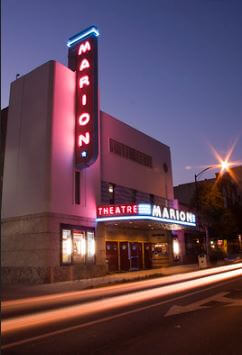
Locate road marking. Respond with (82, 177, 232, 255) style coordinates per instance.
(224, 299, 242, 307)
(165, 291, 242, 316)
(1, 276, 241, 350)
(165, 292, 227, 316)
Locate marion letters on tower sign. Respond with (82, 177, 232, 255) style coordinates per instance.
(67, 26, 99, 169)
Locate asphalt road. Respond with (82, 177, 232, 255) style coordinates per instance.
(2, 269, 242, 355)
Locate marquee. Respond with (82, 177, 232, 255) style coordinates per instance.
(96, 203, 196, 227)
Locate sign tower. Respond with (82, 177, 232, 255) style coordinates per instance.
(67, 26, 99, 169)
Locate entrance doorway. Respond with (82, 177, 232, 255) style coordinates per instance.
(106, 241, 118, 272)
(144, 242, 152, 269)
(130, 242, 143, 270)
(106, 241, 149, 272)
(120, 241, 129, 271)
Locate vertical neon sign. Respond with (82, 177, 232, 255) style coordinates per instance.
(67, 26, 99, 169)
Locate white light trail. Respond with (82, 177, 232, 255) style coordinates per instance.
(2, 266, 241, 334)
(2, 263, 241, 313)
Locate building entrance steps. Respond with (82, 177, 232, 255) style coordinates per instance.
(2, 261, 241, 303)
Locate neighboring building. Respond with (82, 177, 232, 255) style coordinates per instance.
(174, 166, 242, 259)
(216, 166, 242, 208)
(1, 28, 196, 284)
(174, 167, 242, 209)
(174, 179, 215, 208)
(0, 107, 8, 209)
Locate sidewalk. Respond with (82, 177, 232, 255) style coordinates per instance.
(1, 264, 198, 301)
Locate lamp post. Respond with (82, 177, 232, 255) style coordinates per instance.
(194, 167, 212, 259)
(194, 167, 212, 185)
(194, 160, 230, 261)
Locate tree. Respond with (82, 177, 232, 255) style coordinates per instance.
(191, 181, 239, 259)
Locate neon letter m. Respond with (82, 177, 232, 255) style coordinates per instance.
(78, 41, 91, 55)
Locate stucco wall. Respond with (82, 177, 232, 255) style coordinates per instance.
(105, 226, 150, 243)
(49, 62, 101, 218)
(100, 112, 174, 200)
(2, 61, 54, 218)
(2, 60, 101, 220)
(1, 59, 178, 284)
(1, 213, 106, 284)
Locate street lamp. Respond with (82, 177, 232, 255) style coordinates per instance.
(220, 160, 229, 172)
(194, 167, 212, 260)
(194, 166, 212, 185)
(194, 161, 229, 261)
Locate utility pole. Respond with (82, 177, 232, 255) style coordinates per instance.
(194, 167, 212, 260)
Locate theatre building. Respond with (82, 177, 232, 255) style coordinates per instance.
(1, 27, 196, 284)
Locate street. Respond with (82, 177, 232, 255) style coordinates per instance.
(1, 265, 242, 355)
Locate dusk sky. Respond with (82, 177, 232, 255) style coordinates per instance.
(2, 0, 242, 185)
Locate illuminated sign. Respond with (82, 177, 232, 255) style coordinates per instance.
(67, 26, 99, 169)
(96, 203, 196, 227)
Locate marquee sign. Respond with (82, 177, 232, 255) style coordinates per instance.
(96, 203, 196, 227)
(67, 26, 99, 169)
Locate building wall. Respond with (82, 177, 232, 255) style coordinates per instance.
(216, 166, 242, 207)
(174, 182, 196, 207)
(2, 60, 174, 223)
(106, 226, 150, 243)
(100, 112, 174, 200)
(1, 59, 179, 284)
(2, 62, 53, 218)
(49, 61, 101, 219)
(174, 179, 215, 207)
(101, 181, 172, 206)
(1, 60, 103, 284)
(2, 212, 106, 284)
(174, 168, 242, 208)
(1, 107, 8, 205)
(2, 60, 101, 221)
(232, 166, 242, 197)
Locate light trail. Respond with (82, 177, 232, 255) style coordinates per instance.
(2, 263, 241, 314)
(2, 267, 241, 335)
(2, 277, 240, 351)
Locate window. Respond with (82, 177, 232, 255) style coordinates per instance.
(73, 231, 86, 263)
(163, 163, 168, 173)
(110, 138, 152, 168)
(108, 183, 115, 204)
(62, 229, 72, 264)
(75, 171, 80, 204)
(152, 243, 168, 256)
(61, 227, 95, 265)
(150, 194, 154, 204)
(87, 231, 95, 262)
(108, 183, 114, 193)
(132, 189, 137, 203)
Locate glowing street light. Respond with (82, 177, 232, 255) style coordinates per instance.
(195, 159, 230, 184)
(209, 141, 241, 178)
(220, 160, 230, 172)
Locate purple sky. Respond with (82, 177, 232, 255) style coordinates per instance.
(2, 0, 242, 185)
